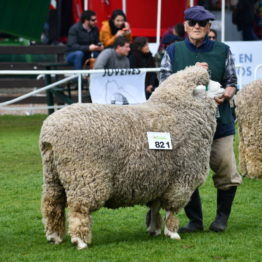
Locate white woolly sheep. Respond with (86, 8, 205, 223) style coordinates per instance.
(235, 80, 262, 179)
(40, 65, 217, 249)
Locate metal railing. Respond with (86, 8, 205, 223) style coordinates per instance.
(0, 68, 160, 108)
(0, 65, 245, 112)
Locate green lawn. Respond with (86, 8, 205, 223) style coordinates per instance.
(0, 115, 261, 262)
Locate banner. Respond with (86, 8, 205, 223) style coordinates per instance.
(226, 41, 262, 88)
(90, 69, 146, 105)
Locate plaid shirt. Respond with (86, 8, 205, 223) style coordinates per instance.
(160, 37, 238, 90)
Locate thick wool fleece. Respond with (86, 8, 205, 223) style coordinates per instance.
(235, 80, 262, 179)
(40, 65, 217, 245)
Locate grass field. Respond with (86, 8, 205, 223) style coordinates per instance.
(0, 115, 261, 262)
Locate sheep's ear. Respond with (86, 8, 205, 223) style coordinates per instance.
(193, 85, 207, 97)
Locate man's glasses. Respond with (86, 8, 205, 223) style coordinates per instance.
(187, 20, 209, 27)
(208, 36, 216, 40)
(90, 18, 97, 22)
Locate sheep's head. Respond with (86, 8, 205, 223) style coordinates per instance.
(173, 65, 209, 87)
(150, 65, 210, 103)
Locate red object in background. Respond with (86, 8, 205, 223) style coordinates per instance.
(87, 0, 191, 38)
(49, 0, 57, 10)
(73, 0, 83, 23)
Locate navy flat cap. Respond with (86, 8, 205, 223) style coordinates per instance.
(184, 5, 215, 21)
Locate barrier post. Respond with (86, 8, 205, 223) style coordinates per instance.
(78, 74, 82, 103)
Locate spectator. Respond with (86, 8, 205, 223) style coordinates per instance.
(129, 37, 159, 99)
(158, 23, 185, 51)
(208, 28, 217, 40)
(160, 5, 242, 233)
(232, 0, 259, 40)
(173, 23, 186, 39)
(66, 10, 103, 70)
(94, 36, 130, 69)
(99, 9, 132, 48)
(155, 34, 182, 67)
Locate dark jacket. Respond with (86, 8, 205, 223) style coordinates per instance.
(66, 22, 100, 53)
(232, 0, 257, 30)
(129, 50, 159, 98)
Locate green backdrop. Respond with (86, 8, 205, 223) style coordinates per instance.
(0, 0, 50, 40)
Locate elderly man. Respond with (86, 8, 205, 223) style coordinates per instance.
(160, 5, 242, 233)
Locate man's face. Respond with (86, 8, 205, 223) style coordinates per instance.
(87, 16, 97, 28)
(116, 43, 130, 56)
(184, 20, 211, 43)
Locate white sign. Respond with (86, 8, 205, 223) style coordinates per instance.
(226, 41, 262, 87)
(147, 132, 172, 150)
(89, 69, 146, 104)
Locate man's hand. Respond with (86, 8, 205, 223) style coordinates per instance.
(89, 44, 104, 52)
(195, 62, 209, 70)
(214, 86, 236, 104)
(146, 85, 154, 93)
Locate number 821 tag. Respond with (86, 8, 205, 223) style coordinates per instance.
(147, 132, 172, 150)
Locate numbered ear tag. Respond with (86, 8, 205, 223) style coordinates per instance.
(147, 132, 172, 150)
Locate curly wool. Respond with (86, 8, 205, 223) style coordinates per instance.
(235, 80, 262, 179)
(40, 65, 217, 247)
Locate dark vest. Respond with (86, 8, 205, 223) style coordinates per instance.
(172, 41, 234, 128)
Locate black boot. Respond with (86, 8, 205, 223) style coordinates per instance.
(179, 189, 204, 233)
(209, 186, 237, 232)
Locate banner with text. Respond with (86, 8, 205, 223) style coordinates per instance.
(226, 41, 262, 88)
(90, 69, 146, 104)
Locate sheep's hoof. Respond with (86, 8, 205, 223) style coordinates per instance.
(147, 228, 161, 236)
(164, 227, 181, 240)
(71, 237, 88, 250)
(46, 232, 63, 244)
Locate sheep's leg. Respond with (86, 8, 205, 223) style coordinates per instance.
(164, 210, 181, 240)
(146, 200, 162, 236)
(41, 143, 66, 244)
(66, 168, 111, 249)
(67, 197, 92, 250)
(42, 183, 66, 244)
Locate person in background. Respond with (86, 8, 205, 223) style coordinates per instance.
(155, 34, 182, 67)
(160, 5, 242, 233)
(66, 10, 103, 69)
(208, 28, 217, 40)
(99, 9, 132, 48)
(129, 37, 159, 99)
(158, 23, 185, 51)
(232, 0, 259, 40)
(94, 36, 130, 69)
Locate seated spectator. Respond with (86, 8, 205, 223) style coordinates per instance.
(94, 36, 130, 69)
(129, 37, 159, 99)
(208, 29, 217, 40)
(99, 9, 132, 48)
(66, 10, 103, 69)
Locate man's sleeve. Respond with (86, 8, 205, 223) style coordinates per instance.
(159, 44, 176, 83)
(224, 48, 238, 90)
(67, 27, 89, 52)
(94, 50, 110, 69)
(160, 51, 172, 83)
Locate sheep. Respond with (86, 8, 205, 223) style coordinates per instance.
(40, 65, 217, 249)
(235, 80, 262, 179)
